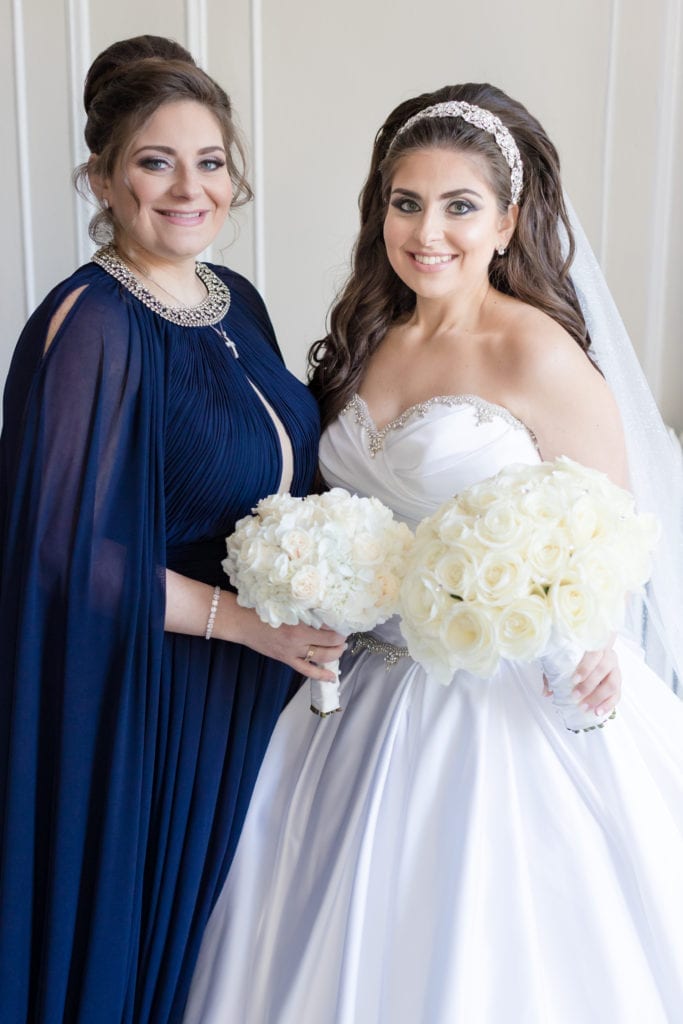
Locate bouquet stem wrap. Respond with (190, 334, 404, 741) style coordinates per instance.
(540, 629, 613, 732)
(309, 662, 342, 717)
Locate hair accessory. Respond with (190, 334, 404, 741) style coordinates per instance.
(205, 585, 221, 640)
(391, 100, 524, 205)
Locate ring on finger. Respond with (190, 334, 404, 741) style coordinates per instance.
(304, 645, 316, 663)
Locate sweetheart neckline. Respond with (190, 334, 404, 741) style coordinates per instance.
(345, 393, 540, 456)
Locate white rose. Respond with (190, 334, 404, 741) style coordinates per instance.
(458, 480, 508, 515)
(432, 545, 478, 600)
(610, 515, 660, 588)
(471, 550, 531, 606)
(519, 481, 569, 527)
(352, 532, 384, 565)
(572, 543, 624, 607)
(548, 573, 611, 648)
(439, 603, 499, 676)
(525, 528, 572, 585)
(563, 493, 601, 548)
(472, 501, 531, 549)
(495, 594, 551, 661)
(400, 573, 448, 632)
(290, 566, 324, 605)
(371, 570, 401, 609)
(280, 528, 314, 561)
(402, 626, 455, 686)
(436, 504, 475, 543)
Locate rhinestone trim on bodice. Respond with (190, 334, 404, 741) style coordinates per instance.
(343, 393, 539, 457)
(92, 245, 231, 326)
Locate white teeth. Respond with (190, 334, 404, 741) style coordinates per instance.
(163, 211, 202, 219)
(413, 253, 453, 265)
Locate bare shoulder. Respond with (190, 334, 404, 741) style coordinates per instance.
(44, 285, 89, 354)
(492, 300, 628, 486)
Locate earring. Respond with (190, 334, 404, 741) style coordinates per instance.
(497, 245, 506, 256)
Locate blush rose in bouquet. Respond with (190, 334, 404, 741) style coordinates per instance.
(224, 488, 414, 715)
(398, 457, 659, 731)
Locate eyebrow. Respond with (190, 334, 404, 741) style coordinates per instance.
(391, 187, 484, 200)
(131, 144, 227, 156)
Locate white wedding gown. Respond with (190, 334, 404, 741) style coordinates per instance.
(184, 396, 683, 1024)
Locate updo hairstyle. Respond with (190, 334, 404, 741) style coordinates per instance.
(75, 34, 252, 242)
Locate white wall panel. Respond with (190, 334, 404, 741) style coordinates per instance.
(1, 0, 681, 432)
(258, 0, 614, 378)
(2, 0, 27, 393)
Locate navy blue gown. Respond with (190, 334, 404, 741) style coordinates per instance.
(0, 249, 319, 1023)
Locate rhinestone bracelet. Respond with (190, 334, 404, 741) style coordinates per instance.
(205, 585, 221, 640)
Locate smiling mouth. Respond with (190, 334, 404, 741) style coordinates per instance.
(157, 210, 206, 222)
(411, 253, 455, 265)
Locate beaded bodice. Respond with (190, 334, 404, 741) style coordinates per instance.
(343, 393, 537, 457)
(320, 392, 541, 530)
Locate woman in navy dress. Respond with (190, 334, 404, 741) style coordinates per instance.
(0, 35, 343, 1023)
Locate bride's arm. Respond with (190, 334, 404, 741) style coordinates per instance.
(506, 318, 630, 718)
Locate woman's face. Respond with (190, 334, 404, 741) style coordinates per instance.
(99, 99, 232, 265)
(382, 146, 514, 299)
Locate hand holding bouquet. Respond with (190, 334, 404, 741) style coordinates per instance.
(398, 458, 659, 731)
(224, 488, 414, 715)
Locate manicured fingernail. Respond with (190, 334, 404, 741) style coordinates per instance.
(581, 702, 592, 713)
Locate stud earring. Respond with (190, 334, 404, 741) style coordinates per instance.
(497, 245, 506, 256)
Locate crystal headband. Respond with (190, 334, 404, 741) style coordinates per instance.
(390, 100, 524, 205)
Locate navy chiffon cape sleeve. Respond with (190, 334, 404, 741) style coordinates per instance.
(0, 266, 167, 1020)
(0, 259, 319, 1023)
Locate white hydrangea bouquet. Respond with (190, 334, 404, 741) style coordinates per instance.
(399, 457, 659, 731)
(223, 488, 414, 716)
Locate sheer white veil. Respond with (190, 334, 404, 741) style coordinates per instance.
(563, 198, 683, 689)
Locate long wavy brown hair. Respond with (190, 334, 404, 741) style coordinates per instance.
(308, 83, 592, 430)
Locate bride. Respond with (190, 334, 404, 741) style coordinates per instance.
(184, 84, 683, 1023)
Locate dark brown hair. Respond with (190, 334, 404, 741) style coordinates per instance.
(74, 34, 252, 242)
(308, 83, 591, 429)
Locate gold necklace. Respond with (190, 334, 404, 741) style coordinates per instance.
(119, 251, 239, 358)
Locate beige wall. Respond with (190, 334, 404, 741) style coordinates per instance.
(3, 0, 682, 431)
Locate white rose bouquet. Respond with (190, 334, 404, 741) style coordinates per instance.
(399, 457, 660, 731)
(224, 488, 414, 716)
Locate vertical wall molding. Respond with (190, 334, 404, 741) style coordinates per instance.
(599, 0, 620, 266)
(185, 0, 208, 72)
(642, 0, 682, 400)
(185, 0, 210, 257)
(12, 0, 35, 317)
(250, 0, 265, 295)
(66, 0, 91, 266)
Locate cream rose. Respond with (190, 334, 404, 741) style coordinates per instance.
(290, 566, 325, 605)
(433, 545, 479, 599)
(525, 529, 572, 584)
(439, 603, 499, 676)
(399, 573, 447, 632)
(495, 595, 551, 660)
(473, 501, 532, 549)
(471, 550, 530, 606)
(280, 528, 314, 561)
(548, 573, 610, 648)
